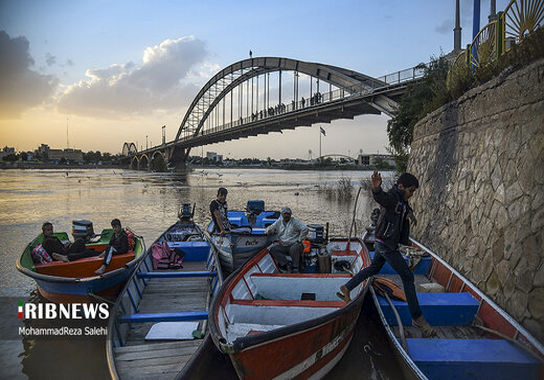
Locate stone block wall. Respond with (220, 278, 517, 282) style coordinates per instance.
(407, 58, 544, 341)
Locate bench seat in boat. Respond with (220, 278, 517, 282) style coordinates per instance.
(248, 273, 351, 301)
(406, 338, 541, 380)
(369, 250, 432, 275)
(35, 252, 135, 277)
(378, 292, 479, 326)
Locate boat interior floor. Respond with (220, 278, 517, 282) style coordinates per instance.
(121, 262, 208, 345)
(114, 340, 202, 380)
(114, 260, 210, 379)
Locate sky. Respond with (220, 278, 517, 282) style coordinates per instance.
(0, 0, 510, 159)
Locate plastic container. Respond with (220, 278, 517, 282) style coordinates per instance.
(317, 247, 331, 273)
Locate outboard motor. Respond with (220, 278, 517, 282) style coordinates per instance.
(246, 200, 265, 226)
(307, 224, 324, 244)
(72, 219, 94, 242)
(179, 203, 194, 220)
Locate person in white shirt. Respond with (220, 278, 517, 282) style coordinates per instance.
(265, 207, 309, 273)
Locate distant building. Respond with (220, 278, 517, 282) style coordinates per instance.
(206, 152, 223, 162)
(37, 144, 50, 155)
(0, 146, 15, 160)
(48, 148, 83, 163)
(357, 154, 396, 168)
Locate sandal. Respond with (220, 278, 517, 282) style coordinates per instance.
(336, 286, 351, 303)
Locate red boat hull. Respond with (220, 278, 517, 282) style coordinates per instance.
(230, 306, 359, 379)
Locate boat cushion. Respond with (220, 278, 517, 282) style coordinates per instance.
(35, 252, 135, 277)
(406, 338, 541, 380)
(378, 292, 479, 326)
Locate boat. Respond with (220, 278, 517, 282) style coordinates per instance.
(16, 220, 145, 303)
(208, 237, 371, 379)
(362, 226, 544, 380)
(106, 207, 224, 379)
(207, 200, 280, 273)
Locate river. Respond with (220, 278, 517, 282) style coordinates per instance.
(0, 168, 403, 379)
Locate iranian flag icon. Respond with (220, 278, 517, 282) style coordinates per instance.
(18, 301, 23, 319)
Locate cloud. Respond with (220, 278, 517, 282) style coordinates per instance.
(58, 36, 217, 118)
(0, 31, 59, 119)
(46, 53, 56, 66)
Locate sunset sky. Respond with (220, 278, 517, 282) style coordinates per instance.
(0, 0, 508, 159)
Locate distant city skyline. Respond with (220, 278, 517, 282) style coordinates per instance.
(0, 0, 509, 159)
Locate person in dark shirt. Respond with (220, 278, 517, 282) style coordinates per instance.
(41, 222, 100, 262)
(337, 171, 437, 338)
(95, 218, 129, 274)
(210, 187, 230, 235)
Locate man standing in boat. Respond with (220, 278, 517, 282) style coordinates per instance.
(337, 171, 437, 337)
(210, 187, 230, 235)
(95, 219, 129, 274)
(266, 207, 309, 273)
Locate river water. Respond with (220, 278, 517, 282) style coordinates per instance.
(0, 168, 403, 379)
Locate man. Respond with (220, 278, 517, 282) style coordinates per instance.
(266, 207, 308, 273)
(95, 219, 129, 274)
(41, 222, 99, 262)
(210, 187, 230, 235)
(336, 171, 437, 337)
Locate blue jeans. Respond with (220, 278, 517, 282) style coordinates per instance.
(344, 241, 422, 320)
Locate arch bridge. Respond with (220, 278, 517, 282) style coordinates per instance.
(123, 57, 424, 170)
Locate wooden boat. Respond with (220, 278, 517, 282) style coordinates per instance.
(362, 229, 544, 380)
(208, 238, 371, 379)
(16, 228, 144, 303)
(207, 201, 280, 273)
(107, 217, 224, 379)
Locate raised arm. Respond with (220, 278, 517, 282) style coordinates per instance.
(371, 171, 396, 208)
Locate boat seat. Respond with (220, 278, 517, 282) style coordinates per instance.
(35, 252, 135, 277)
(227, 322, 285, 340)
(137, 270, 217, 279)
(118, 311, 208, 323)
(249, 273, 351, 302)
(165, 241, 210, 262)
(369, 251, 432, 275)
(406, 338, 541, 380)
(378, 292, 479, 326)
(230, 299, 345, 308)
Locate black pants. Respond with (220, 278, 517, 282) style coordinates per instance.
(269, 242, 303, 270)
(65, 239, 100, 261)
(345, 241, 422, 320)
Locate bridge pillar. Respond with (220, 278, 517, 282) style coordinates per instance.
(168, 146, 187, 171)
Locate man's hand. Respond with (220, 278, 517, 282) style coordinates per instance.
(371, 171, 382, 191)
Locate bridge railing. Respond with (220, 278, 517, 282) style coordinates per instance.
(176, 87, 359, 142)
(376, 65, 426, 87)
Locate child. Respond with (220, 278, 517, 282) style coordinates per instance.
(95, 219, 129, 274)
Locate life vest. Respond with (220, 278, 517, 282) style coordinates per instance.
(152, 240, 184, 270)
(373, 276, 407, 302)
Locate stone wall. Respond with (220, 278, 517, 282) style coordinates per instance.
(407, 58, 544, 342)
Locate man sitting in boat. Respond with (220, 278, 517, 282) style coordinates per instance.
(265, 207, 309, 273)
(210, 187, 231, 235)
(95, 219, 129, 274)
(337, 171, 437, 337)
(41, 222, 100, 262)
